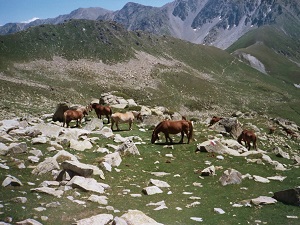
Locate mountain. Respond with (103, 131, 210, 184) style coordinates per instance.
(0, 19, 299, 123)
(0, 7, 111, 35)
(1, 0, 300, 50)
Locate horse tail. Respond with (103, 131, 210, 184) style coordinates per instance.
(63, 111, 67, 127)
(188, 121, 193, 143)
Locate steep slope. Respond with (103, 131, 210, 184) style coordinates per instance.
(0, 20, 299, 123)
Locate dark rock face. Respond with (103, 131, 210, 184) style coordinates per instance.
(273, 188, 300, 206)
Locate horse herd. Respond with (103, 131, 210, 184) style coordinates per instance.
(61, 103, 257, 149)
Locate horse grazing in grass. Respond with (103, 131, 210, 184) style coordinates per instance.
(151, 120, 193, 144)
(111, 111, 143, 131)
(237, 129, 257, 150)
(63, 106, 89, 128)
(90, 103, 112, 124)
(208, 116, 223, 127)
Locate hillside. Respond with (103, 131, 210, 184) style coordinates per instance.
(0, 19, 299, 124)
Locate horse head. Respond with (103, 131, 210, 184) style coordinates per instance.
(151, 131, 159, 144)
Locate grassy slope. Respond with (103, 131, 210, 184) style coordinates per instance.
(0, 117, 299, 225)
(0, 19, 299, 123)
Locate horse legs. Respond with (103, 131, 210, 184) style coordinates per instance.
(111, 120, 115, 131)
(179, 131, 184, 143)
(128, 121, 132, 130)
(106, 115, 110, 124)
(116, 122, 120, 131)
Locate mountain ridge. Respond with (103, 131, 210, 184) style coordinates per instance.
(1, 0, 300, 50)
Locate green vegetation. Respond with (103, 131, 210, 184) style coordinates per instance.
(0, 115, 299, 225)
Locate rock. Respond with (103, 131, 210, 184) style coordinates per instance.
(219, 169, 242, 186)
(251, 196, 277, 205)
(83, 118, 103, 131)
(0, 142, 8, 155)
(273, 147, 290, 159)
(69, 139, 93, 151)
(142, 186, 163, 195)
(253, 175, 270, 183)
(74, 213, 113, 225)
(32, 157, 60, 175)
(16, 218, 43, 225)
(214, 208, 225, 214)
(112, 216, 128, 225)
(273, 188, 300, 206)
(101, 152, 122, 167)
(117, 140, 140, 156)
(2, 175, 23, 187)
(31, 187, 64, 197)
(32, 136, 48, 145)
(7, 142, 27, 155)
(200, 165, 215, 176)
(292, 155, 300, 165)
(67, 176, 109, 194)
(149, 179, 170, 188)
(52, 150, 78, 162)
(11, 197, 27, 203)
(88, 194, 108, 205)
(61, 160, 94, 178)
(120, 209, 164, 225)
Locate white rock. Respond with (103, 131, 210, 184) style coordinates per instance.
(142, 186, 163, 195)
(214, 208, 225, 214)
(74, 213, 113, 225)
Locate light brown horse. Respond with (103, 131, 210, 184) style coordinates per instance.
(151, 120, 193, 144)
(111, 111, 142, 131)
(237, 129, 257, 150)
(90, 103, 112, 124)
(63, 106, 89, 128)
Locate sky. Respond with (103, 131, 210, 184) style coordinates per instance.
(0, 0, 172, 26)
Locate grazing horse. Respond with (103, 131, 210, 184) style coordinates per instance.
(237, 129, 257, 150)
(208, 116, 223, 127)
(111, 111, 142, 131)
(63, 106, 89, 128)
(151, 120, 193, 144)
(90, 103, 112, 124)
(283, 127, 298, 139)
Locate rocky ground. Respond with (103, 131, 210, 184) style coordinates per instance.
(0, 93, 299, 225)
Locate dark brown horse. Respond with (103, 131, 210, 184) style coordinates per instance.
(63, 106, 89, 128)
(208, 116, 223, 127)
(151, 120, 193, 144)
(90, 103, 112, 124)
(237, 129, 257, 150)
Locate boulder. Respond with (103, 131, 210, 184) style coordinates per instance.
(61, 160, 94, 177)
(142, 186, 163, 195)
(52, 103, 69, 122)
(219, 169, 242, 186)
(69, 139, 93, 151)
(251, 196, 277, 205)
(273, 188, 300, 206)
(7, 142, 27, 155)
(117, 140, 140, 156)
(120, 209, 164, 225)
(67, 176, 109, 194)
(2, 175, 23, 187)
(32, 157, 60, 175)
(74, 214, 113, 225)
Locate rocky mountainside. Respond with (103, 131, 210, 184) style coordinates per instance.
(0, 7, 111, 35)
(1, 0, 300, 49)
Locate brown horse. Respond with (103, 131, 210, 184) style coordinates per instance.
(151, 120, 193, 144)
(111, 111, 142, 131)
(237, 129, 257, 150)
(63, 106, 89, 128)
(90, 103, 112, 124)
(208, 116, 223, 127)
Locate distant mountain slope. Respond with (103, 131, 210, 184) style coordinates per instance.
(0, 7, 111, 35)
(1, 0, 300, 50)
(0, 19, 299, 123)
